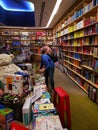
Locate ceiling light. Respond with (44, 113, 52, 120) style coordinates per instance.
(46, 0, 62, 28)
(0, 0, 34, 12)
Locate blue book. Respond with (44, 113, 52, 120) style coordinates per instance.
(85, 71, 89, 80)
(94, 59, 98, 72)
(97, 0, 98, 4)
(41, 92, 51, 99)
(90, 74, 95, 83)
(74, 53, 81, 59)
(92, 0, 98, 6)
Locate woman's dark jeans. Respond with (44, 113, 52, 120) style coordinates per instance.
(44, 67, 54, 90)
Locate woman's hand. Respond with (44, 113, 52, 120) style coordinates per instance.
(39, 67, 45, 73)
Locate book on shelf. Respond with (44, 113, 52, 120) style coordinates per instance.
(94, 59, 98, 72)
(89, 60, 94, 68)
(92, 26, 96, 34)
(92, 0, 98, 6)
(76, 47, 82, 53)
(83, 47, 93, 54)
(73, 60, 80, 66)
(93, 47, 98, 56)
(70, 40, 73, 46)
(95, 35, 98, 44)
(83, 38, 89, 45)
(75, 76, 82, 84)
(96, 90, 98, 104)
(95, 23, 98, 33)
(76, 20, 83, 30)
(89, 37, 95, 45)
(73, 53, 81, 59)
(90, 73, 95, 83)
(75, 8, 83, 19)
(74, 30, 84, 38)
(82, 82, 90, 91)
(88, 85, 98, 103)
(84, 16, 96, 26)
(73, 40, 77, 46)
(64, 28, 68, 35)
(79, 38, 83, 46)
(68, 26, 74, 33)
(95, 75, 98, 84)
(83, 70, 91, 80)
(83, 2, 93, 14)
(85, 71, 89, 80)
(84, 25, 96, 35)
(81, 58, 94, 68)
(69, 33, 74, 39)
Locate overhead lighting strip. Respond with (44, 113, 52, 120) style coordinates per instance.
(46, 0, 62, 28)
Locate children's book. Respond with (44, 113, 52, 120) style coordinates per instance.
(33, 103, 55, 114)
(34, 115, 63, 130)
(41, 92, 51, 99)
(39, 103, 54, 111)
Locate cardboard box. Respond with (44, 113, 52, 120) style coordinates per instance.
(0, 108, 14, 130)
(4, 74, 23, 95)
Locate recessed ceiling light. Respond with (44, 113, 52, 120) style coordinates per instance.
(0, 0, 34, 12)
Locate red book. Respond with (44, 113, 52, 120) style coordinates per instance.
(11, 121, 29, 130)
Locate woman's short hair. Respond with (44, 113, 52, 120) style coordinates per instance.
(41, 46, 48, 54)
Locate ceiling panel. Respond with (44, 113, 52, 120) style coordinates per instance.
(30, 0, 77, 28)
(50, 0, 77, 28)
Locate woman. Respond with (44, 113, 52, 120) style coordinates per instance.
(40, 46, 55, 92)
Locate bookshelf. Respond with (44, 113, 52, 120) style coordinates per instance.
(0, 27, 53, 63)
(53, 0, 98, 103)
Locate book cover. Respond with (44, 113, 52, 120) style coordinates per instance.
(41, 92, 51, 99)
(39, 103, 54, 111)
(93, 47, 98, 56)
(94, 59, 98, 72)
(33, 103, 55, 114)
(34, 115, 63, 130)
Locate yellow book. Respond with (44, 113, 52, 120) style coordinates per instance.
(39, 103, 54, 111)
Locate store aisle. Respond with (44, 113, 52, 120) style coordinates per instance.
(54, 68, 98, 130)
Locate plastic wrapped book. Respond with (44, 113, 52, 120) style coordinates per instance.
(34, 115, 63, 130)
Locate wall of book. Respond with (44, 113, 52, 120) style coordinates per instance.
(53, 0, 98, 104)
(0, 27, 53, 63)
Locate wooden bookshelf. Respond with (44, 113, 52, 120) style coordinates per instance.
(64, 60, 81, 69)
(0, 27, 53, 63)
(64, 55, 81, 62)
(63, 64, 98, 89)
(66, 73, 88, 93)
(53, 0, 98, 103)
(81, 65, 93, 71)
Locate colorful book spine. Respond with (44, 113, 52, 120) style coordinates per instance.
(94, 59, 98, 72)
(92, 0, 98, 6)
(88, 86, 98, 103)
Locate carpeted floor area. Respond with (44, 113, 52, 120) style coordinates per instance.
(54, 68, 98, 130)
